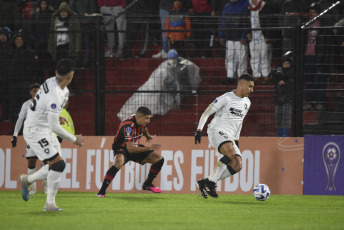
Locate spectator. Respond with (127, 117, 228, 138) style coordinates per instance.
(99, 0, 126, 58)
(125, 0, 151, 58)
(48, 2, 81, 65)
(279, 0, 308, 53)
(165, 0, 191, 58)
(9, 30, 37, 117)
(303, 2, 330, 111)
(118, 49, 201, 120)
(50, 0, 70, 10)
(269, 51, 294, 137)
(219, 0, 249, 85)
(246, 0, 274, 83)
(333, 17, 344, 67)
(210, 0, 228, 57)
(0, 27, 12, 121)
(0, 0, 21, 31)
(152, 0, 175, 58)
(187, 0, 213, 58)
(18, 0, 39, 44)
(70, 0, 97, 67)
(31, 0, 55, 81)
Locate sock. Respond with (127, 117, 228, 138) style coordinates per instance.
(98, 166, 119, 194)
(28, 168, 37, 191)
(27, 164, 49, 184)
(219, 165, 238, 180)
(144, 158, 164, 186)
(208, 156, 231, 183)
(46, 170, 62, 204)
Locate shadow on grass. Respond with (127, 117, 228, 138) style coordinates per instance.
(221, 200, 269, 205)
(106, 194, 167, 202)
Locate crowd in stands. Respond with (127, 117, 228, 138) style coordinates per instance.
(0, 0, 343, 122)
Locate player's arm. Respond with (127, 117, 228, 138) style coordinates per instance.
(195, 103, 218, 144)
(11, 116, 25, 148)
(47, 112, 83, 146)
(11, 103, 27, 148)
(126, 141, 161, 154)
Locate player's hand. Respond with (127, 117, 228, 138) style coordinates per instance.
(149, 144, 161, 151)
(74, 134, 84, 147)
(146, 134, 155, 143)
(11, 136, 17, 148)
(195, 131, 202, 144)
(59, 117, 69, 126)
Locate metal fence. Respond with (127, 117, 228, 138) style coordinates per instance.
(0, 3, 343, 137)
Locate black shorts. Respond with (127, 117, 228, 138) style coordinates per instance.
(113, 145, 153, 165)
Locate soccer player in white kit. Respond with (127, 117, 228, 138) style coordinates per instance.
(195, 74, 254, 198)
(19, 59, 84, 211)
(11, 83, 41, 194)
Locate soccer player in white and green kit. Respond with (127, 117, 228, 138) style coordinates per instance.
(195, 74, 255, 199)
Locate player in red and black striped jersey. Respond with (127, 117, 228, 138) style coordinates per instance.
(97, 107, 164, 197)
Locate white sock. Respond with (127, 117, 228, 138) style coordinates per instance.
(219, 167, 233, 180)
(28, 168, 37, 190)
(46, 170, 62, 204)
(208, 161, 228, 183)
(28, 164, 49, 184)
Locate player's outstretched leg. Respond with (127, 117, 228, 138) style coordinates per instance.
(196, 179, 208, 199)
(97, 165, 120, 197)
(19, 174, 31, 201)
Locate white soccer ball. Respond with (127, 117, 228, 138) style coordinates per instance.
(253, 184, 270, 201)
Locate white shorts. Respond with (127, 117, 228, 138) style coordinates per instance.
(25, 143, 37, 159)
(23, 127, 61, 162)
(208, 129, 241, 157)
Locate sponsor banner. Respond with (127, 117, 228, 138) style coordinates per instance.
(0, 136, 303, 195)
(304, 135, 344, 195)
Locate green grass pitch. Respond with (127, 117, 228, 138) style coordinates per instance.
(0, 191, 343, 230)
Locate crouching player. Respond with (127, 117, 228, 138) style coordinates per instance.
(97, 106, 164, 197)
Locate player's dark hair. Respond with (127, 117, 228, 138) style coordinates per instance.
(136, 106, 152, 116)
(56, 58, 75, 76)
(29, 83, 40, 90)
(239, 73, 254, 82)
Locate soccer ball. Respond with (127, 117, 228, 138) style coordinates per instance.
(253, 184, 270, 201)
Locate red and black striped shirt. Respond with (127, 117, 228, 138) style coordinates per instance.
(112, 115, 146, 151)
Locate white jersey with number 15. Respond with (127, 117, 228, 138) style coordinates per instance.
(25, 77, 69, 129)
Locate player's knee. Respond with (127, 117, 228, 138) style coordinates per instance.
(50, 160, 66, 172)
(114, 155, 125, 168)
(153, 150, 161, 157)
(236, 162, 243, 172)
(27, 159, 36, 168)
(234, 157, 243, 172)
(155, 157, 164, 166)
(220, 143, 236, 159)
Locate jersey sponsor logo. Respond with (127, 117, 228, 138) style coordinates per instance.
(126, 127, 132, 136)
(51, 103, 57, 109)
(229, 107, 243, 117)
(219, 131, 229, 139)
(214, 99, 218, 103)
